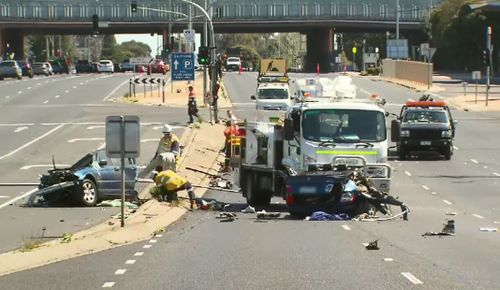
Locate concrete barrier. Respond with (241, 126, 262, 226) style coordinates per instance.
(382, 59, 433, 88)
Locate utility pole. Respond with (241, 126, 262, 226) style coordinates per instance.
(396, 0, 400, 58)
(486, 26, 492, 107)
(187, 4, 193, 53)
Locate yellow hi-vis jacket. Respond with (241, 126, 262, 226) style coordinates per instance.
(154, 170, 187, 191)
(156, 134, 180, 155)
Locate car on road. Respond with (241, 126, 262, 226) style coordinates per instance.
(136, 65, 146, 73)
(98, 60, 114, 73)
(392, 99, 456, 160)
(35, 149, 138, 206)
(16, 60, 34, 78)
(0, 60, 22, 80)
(121, 59, 135, 72)
(50, 60, 69, 74)
(225, 56, 242, 71)
(75, 60, 94, 73)
(113, 62, 122, 73)
(149, 59, 168, 74)
(33, 62, 53, 76)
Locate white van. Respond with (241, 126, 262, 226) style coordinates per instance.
(252, 81, 292, 111)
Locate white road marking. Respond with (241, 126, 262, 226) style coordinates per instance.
(54, 95, 60, 99)
(155, 234, 163, 237)
(114, 269, 126, 275)
(80, 82, 84, 85)
(134, 252, 144, 256)
(442, 199, 453, 205)
(125, 260, 136, 265)
(14, 127, 28, 133)
(401, 272, 423, 285)
(472, 214, 485, 219)
(342, 225, 351, 231)
(494, 221, 500, 224)
(359, 88, 372, 95)
(67, 138, 104, 143)
(27, 87, 32, 90)
(453, 146, 459, 150)
(431, 191, 437, 195)
(493, 172, 500, 177)
(484, 166, 488, 169)
(0, 123, 34, 127)
(20, 164, 70, 170)
(0, 195, 10, 199)
(384, 258, 394, 262)
(404, 171, 412, 177)
(36, 83, 41, 85)
(43, 100, 49, 104)
(17, 91, 23, 94)
(73, 86, 77, 89)
(65, 90, 69, 93)
(102, 282, 115, 288)
(149, 239, 157, 243)
(141, 139, 159, 143)
(0, 124, 64, 161)
(0, 189, 37, 209)
(87, 125, 105, 130)
(470, 159, 479, 164)
(143, 244, 152, 249)
(5, 96, 10, 99)
(103, 79, 130, 101)
(422, 185, 430, 191)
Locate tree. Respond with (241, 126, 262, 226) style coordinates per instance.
(101, 35, 118, 61)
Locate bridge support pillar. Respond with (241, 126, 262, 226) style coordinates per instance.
(305, 28, 333, 73)
(0, 29, 24, 60)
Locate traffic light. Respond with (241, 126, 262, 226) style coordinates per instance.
(131, 1, 138, 13)
(92, 14, 99, 35)
(198, 46, 210, 65)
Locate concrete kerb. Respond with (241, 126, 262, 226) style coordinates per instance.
(0, 122, 229, 277)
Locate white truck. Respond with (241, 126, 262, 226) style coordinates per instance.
(251, 59, 293, 111)
(237, 100, 391, 216)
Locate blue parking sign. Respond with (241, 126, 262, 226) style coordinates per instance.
(171, 53, 195, 81)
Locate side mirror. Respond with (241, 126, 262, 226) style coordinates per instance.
(251, 95, 256, 100)
(98, 160, 107, 167)
(284, 118, 294, 140)
(391, 120, 401, 142)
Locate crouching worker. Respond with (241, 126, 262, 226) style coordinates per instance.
(151, 167, 196, 209)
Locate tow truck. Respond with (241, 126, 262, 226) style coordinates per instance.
(391, 100, 456, 160)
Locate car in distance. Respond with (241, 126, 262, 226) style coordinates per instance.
(97, 60, 114, 73)
(16, 60, 34, 78)
(149, 59, 168, 74)
(0, 60, 22, 80)
(34, 149, 138, 206)
(121, 59, 135, 72)
(75, 60, 94, 73)
(33, 62, 53, 76)
(225, 56, 242, 71)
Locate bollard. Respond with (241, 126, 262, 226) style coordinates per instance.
(462, 82, 467, 96)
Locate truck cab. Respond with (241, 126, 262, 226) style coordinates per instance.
(391, 100, 456, 160)
(252, 78, 292, 111)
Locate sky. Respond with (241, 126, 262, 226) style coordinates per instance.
(115, 33, 201, 57)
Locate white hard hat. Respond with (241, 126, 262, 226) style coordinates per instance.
(162, 124, 172, 134)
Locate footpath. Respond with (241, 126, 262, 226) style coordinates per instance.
(0, 74, 232, 276)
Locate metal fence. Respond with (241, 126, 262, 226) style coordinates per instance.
(0, 0, 439, 22)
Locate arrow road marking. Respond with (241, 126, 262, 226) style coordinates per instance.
(21, 164, 70, 170)
(67, 138, 104, 143)
(14, 127, 28, 133)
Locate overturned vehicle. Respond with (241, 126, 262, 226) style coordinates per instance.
(30, 149, 138, 206)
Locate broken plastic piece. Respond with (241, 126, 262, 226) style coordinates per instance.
(365, 240, 379, 250)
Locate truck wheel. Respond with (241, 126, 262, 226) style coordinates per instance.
(443, 145, 452, 160)
(399, 146, 407, 160)
(245, 173, 271, 207)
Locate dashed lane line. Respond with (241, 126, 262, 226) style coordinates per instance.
(65, 90, 70, 93)
(0, 195, 10, 199)
(5, 96, 10, 99)
(143, 244, 152, 249)
(149, 239, 157, 243)
(54, 95, 60, 99)
(67, 138, 104, 143)
(17, 91, 22, 94)
(404, 171, 412, 177)
(0, 123, 34, 127)
(442, 200, 453, 205)
(155, 234, 163, 237)
(13, 127, 28, 133)
(342, 225, 351, 231)
(20, 164, 70, 170)
(384, 258, 394, 262)
(422, 185, 430, 191)
(472, 214, 485, 219)
(27, 87, 32, 90)
(134, 252, 144, 256)
(114, 269, 127, 275)
(401, 272, 423, 285)
(87, 125, 105, 130)
(431, 191, 437, 195)
(125, 260, 136, 265)
(493, 172, 500, 177)
(43, 100, 49, 104)
(0, 189, 37, 209)
(0, 124, 64, 161)
(470, 159, 479, 164)
(102, 282, 115, 288)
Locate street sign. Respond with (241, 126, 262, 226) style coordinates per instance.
(472, 71, 482, 80)
(133, 77, 164, 85)
(130, 57, 152, 65)
(183, 29, 195, 43)
(171, 53, 195, 81)
(105, 116, 140, 158)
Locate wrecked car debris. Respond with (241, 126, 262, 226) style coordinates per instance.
(256, 210, 281, 219)
(217, 212, 237, 222)
(422, 220, 456, 237)
(241, 205, 256, 214)
(307, 212, 350, 221)
(364, 240, 380, 250)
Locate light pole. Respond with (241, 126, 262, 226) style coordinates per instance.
(396, 0, 400, 58)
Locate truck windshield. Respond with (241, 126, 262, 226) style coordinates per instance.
(258, 88, 289, 99)
(403, 110, 448, 123)
(302, 109, 386, 142)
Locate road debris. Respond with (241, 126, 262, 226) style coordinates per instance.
(445, 211, 457, 216)
(364, 240, 380, 250)
(241, 205, 256, 213)
(217, 212, 237, 222)
(307, 211, 350, 221)
(422, 220, 456, 237)
(194, 197, 227, 211)
(256, 210, 281, 219)
(479, 227, 498, 232)
(97, 199, 138, 209)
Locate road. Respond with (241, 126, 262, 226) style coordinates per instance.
(0, 72, 191, 253)
(0, 72, 499, 289)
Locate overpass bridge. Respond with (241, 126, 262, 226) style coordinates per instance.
(0, 0, 440, 71)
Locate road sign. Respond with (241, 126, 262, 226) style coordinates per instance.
(105, 116, 140, 158)
(472, 71, 482, 80)
(171, 53, 195, 81)
(133, 77, 163, 85)
(183, 29, 195, 43)
(130, 57, 152, 65)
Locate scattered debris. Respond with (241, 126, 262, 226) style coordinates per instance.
(195, 197, 227, 211)
(479, 227, 497, 232)
(217, 212, 237, 222)
(241, 205, 256, 213)
(422, 220, 456, 237)
(364, 240, 380, 250)
(445, 211, 457, 216)
(256, 210, 281, 219)
(185, 166, 219, 178)
(61, 233, 73, 244)
(97, 199, 138, 209)
(59, 219, 64, 222)
(308, 211, 350, 221)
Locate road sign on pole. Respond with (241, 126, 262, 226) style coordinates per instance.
(171, 53, 195, 81)
(183, 29, 195, 43)
(130, 57, 153, 65)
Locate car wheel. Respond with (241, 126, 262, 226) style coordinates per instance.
(17, 76, 22, 80)
(245, 172, 271, 207)
(443, 145, 452, 160)
(80, 178, 98, 206)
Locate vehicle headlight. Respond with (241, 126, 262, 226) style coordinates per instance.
(340, 191, 355, 203)
(303, 154, 316, 165)
(442, 130, 452, 138)
(400, 130, 410, 137)
(364, 166, 388, 178)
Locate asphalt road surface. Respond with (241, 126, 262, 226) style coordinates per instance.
(0, 72, 499, 289)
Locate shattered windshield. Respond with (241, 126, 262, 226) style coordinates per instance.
(258, 88, 289, 99)
(302, 109, 386, 142)
(403, 110, 448, 123)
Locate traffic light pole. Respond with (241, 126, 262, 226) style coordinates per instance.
(486, 26, 492, 107)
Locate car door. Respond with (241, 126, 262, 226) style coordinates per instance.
(94, 150, 121, 195)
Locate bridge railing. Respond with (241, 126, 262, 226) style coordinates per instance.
(0, 1, 433, 22)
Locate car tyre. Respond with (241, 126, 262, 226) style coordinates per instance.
(443, 145, 452, 160)
(398, 146, 407, 160)
(80, 178, 98, 206)
(245, 172, 271, 207)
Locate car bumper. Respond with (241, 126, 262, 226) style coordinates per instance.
(400, 138, 452, 151)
